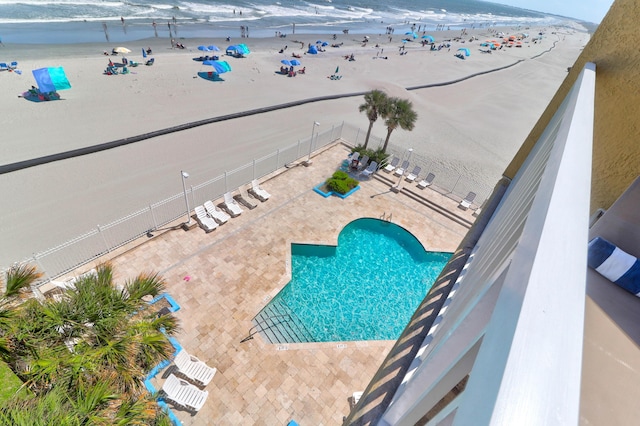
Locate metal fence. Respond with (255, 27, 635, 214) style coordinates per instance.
(8, 121, 492, 283)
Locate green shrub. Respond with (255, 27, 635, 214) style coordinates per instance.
(326, 171, 359, 194)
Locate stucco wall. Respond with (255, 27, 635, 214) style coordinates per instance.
(504, 0, 639, 211)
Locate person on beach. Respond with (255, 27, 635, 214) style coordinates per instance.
(0, 36, 4, 46)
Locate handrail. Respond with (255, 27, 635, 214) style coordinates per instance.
(240, 314, 291, 343)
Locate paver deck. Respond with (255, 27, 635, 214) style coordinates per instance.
(75, 142, 475, 425)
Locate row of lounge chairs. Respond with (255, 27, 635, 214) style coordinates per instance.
(194, 179, 271, 233)
(0, 61, 18, 71)
(383, 155, 478, 210)
(161, 348, 217, 412)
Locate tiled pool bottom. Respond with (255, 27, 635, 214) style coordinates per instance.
(254, 218, 451, 343)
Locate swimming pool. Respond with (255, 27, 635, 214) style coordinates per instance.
(255, 218, 451, 343)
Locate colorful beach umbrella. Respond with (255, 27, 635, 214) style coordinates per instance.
(32, 67, 71, 92)
(203, 60, 232, 73)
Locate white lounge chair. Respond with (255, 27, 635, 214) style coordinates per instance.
(194, 205, 218, 232)
(459, 192, 477, 210)
(234, 187, 258, 209)
(383, 157, 399, 173)
(204, 200, 230, 224)
(162, 373, 209, 412)
(405, 166, 421, 183)
(223, 192, 243, 217)
(174, 349, 217, 386)
(250, 179, 271, 202)
(360, 161, 378, 178)
(394, 160, 409, 176)
(417, 172, 435, 189)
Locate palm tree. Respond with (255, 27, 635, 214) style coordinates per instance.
(1, 262, 175, 424)
(358, 89, 389, 149)
(381, 97, 418, 153)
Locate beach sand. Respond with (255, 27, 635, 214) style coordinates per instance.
(0, 25, 590, 266)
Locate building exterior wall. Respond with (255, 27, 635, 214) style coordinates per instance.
(504, 0, 639, 211)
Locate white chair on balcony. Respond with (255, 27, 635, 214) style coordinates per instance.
(162, 373, 209, 412)
(360, 161, 378, 179)
(174, 349, 217, 386)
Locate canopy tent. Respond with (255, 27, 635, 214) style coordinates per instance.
(457, 47, 471, 57)
(32, 67, 71, 93)
(307, 45, 318, 54)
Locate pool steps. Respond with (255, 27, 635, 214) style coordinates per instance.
(252, 299, 315, 344)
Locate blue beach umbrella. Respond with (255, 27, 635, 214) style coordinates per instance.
(421, 35, 435, 43)
(457, 47, 470, 56)
(405, 31, 417, 39)
(197, 45, 210, 51)
(32, 67, 71, 92)
(208, 45, 220, 51)
(316, 40, 323, 44)
(321, 42, 328, 46)
(203, 60, 232, 73)
(290, 59, 301, 66)
(281, 59, 292, 66)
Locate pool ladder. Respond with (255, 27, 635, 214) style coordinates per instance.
(240, 314, 291, 343)
(380, 212, 392, 222)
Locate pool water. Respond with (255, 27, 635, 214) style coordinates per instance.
(265, 218, 451, 342)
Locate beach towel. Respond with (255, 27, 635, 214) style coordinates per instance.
(588, 237, 640, 295)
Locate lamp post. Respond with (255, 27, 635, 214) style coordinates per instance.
(305, 121, 320, 166)
(181, 170, 192, 229)
(393, 148, 413, 192)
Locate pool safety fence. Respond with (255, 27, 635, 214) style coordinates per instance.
(7, 121, 490, 288)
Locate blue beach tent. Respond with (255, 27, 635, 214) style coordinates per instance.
(458, 47, 471, 57)
(32, 67, 71, 93)
(307, 45, 318, 54)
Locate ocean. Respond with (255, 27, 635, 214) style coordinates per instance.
(0, 0, 565, 44)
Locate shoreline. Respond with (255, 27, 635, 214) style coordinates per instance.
(0, 24, 590, 267)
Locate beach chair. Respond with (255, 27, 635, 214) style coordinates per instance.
(161, 373, 209, 412)
(417, 172, 435, 189)
(459, 192, 477, 210)
(145, 58, 155, 66)
(222, 192, 243, 217)
(204, 200, 230, 224)
(383, 156, 399, 173)
(0, 63, 8, 71)
(234, 187, 258, 210)
(394, 160, 409, 176)
(174, 349, 217, 386)
(194, 205, 218, 232)
(405, 166, 421, 183)
(360, 161, 378, 178)
(9, 61, 17, 70)
(250, 179, 271, 202)
(357, 155, 370, 171)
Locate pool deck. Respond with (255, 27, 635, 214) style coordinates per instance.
(78, 141, 476, 425)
